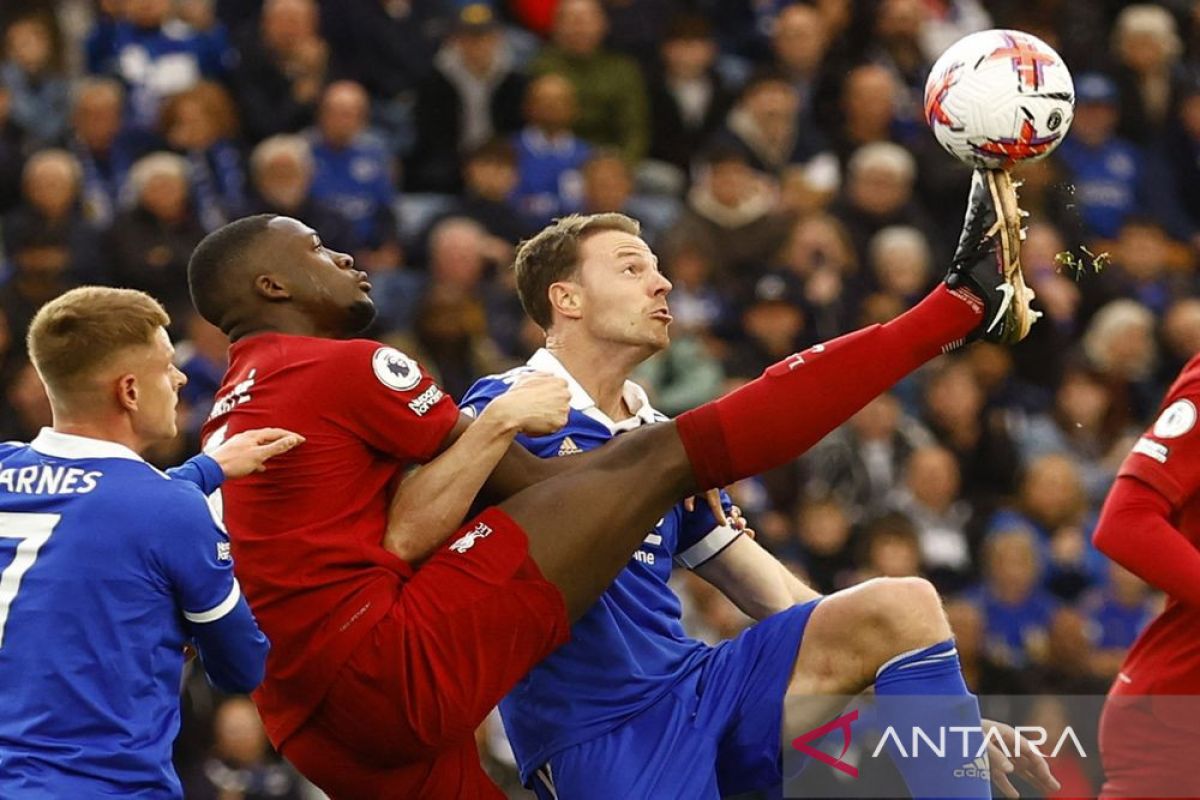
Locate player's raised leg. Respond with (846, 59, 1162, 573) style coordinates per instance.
(502, 168, 1030, 621)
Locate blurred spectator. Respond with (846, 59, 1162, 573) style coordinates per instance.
(511, 73, 591, 225)
(1090, 217, 1194, 318)
(531, 0, 650, 162)
(2, 13, 69, 148)
(971, 526, 1059, 668)
(1112, 4, 1187, 147)
(177, 310, 228, 443)
(0, 227, 78, 347)
(160, 81, 248, 231)
(724, 271, 807, 379)
(247, 134, 353, 252)
(1081, 298, 1161, 421)
(1004, 453, 1103, 600)
(107, 152, 207, 329)
(1016, 362, 1137, 507)
(231, 0, 334, 142)
(86, 0, 226, 134)
(774, 213, 859, 340)
(831, 142, 938, 266)
(3, 148, 103, 286)
(944, 598, 1029, 695)
(865, 0, 930, 138)
(580, 149, 675, 246)
(918, 0, 991, 61)
(0, 360, 51, 441)
(1031, 606, 1111, 694)
(307, 81, 400, 269)
(868, 225, 932, 305)
(633, 332, 725, 418)
(829, 64, 899, 165)
(1160, 76, 1200, 240)
(409, 283, 509, 401)
(1055, 72, 1146, 241)
(408, 3, 526, 194)
(805, 392, 934, 523)
(770, 3, 837, 124)
(69, 78, 136, 230)
(1015, 221, 1081, 387)
(669, 144, 793, 285)
(1084, 562, 1157, 679)
(431, 138, 538, 248)
(646, 13, 736, 175)
(792, 496, 856, 593)
(654, 239, 731, 336)
(887, 444, 973, 591)
(1160, 297, 1200, 379)
(321, 0, 446, 102)
(921, 357, 1021, 507)
(180, 696, 305, 800)
(0, 85, 23, 216)
(708, 70, 839, 190)
(421, 216, 521, 354)
(855, 511, 923, 580)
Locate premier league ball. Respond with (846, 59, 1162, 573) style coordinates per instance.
(924, 29, 1075, 170)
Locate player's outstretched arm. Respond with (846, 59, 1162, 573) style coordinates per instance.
(384, 374, 570, 563)
(694, 533, 820, 621)
(206, 428, 305, 479)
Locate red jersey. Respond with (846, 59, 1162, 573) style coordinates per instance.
(1114, 351, 1200, 695)
(201, 333, 459, 744)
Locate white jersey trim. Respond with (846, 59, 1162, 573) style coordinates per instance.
(674, 524, 741, 569)
(184, 579, 241, 624)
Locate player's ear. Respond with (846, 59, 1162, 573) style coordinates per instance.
(254, 273, 291, 301)
(115, 373, 139, 413)
(548, 281, 583, 321)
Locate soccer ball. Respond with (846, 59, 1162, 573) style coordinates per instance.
(924, 29, 1074, 170)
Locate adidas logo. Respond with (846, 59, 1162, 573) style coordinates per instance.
(557, 437, 583, 457)
(953, 756, 989, 781)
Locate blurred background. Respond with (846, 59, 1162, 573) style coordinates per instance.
(0, 0, 1194, 796)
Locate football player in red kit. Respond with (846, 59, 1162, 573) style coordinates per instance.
(187, 170, 1034, 799)
(1094, 355, 1200, 799)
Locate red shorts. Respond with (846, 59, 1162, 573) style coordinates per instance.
(280, 508, 569, 799)
(1099, 690, 1200, 799)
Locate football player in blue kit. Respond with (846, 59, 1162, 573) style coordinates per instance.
(462, 210, 1060, 799)
(0, 287, 300, 799)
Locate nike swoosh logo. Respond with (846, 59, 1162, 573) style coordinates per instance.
(986, 283, 1014, 334)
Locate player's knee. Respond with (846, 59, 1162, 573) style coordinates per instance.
(850, 577, 949, 657)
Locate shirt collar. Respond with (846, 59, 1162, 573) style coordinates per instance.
(30, 428, 145, 462)
(526, 348, 659, 432)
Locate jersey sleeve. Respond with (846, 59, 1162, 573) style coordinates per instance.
(154, 485, 269, 692)
(674, 490, 740, 569)
(165, 454, 224, 495)
(327, 341, 460, 462)
(1119, 381, 1200, 507)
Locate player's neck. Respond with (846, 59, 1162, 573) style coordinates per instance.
(544, 338, 644, 422)
(50, 416, 145, 456)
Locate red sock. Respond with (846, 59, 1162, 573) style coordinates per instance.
(677, 286, 982, 489)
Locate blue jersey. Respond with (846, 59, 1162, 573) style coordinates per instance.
(0, 429, 268, 799)
(460, 349, 738, 782)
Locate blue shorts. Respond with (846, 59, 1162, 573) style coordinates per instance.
(529, 598, 822, 800)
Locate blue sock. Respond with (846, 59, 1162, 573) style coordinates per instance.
(873, 639, 991, 799)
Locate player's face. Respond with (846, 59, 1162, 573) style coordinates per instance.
(268, 216, 376, 335)
(129, 327, 187, 444)
(574, 230, 673, 353)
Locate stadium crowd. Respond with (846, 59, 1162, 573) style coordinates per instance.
(0, 0, 1195, 796)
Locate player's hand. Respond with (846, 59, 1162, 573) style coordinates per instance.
(980, 718, 1061, 798)
(210, 428, 305, 479)
(683, 489, 729, 527)
(728, 505, 755, 539)
(487, 372, 570, 436)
